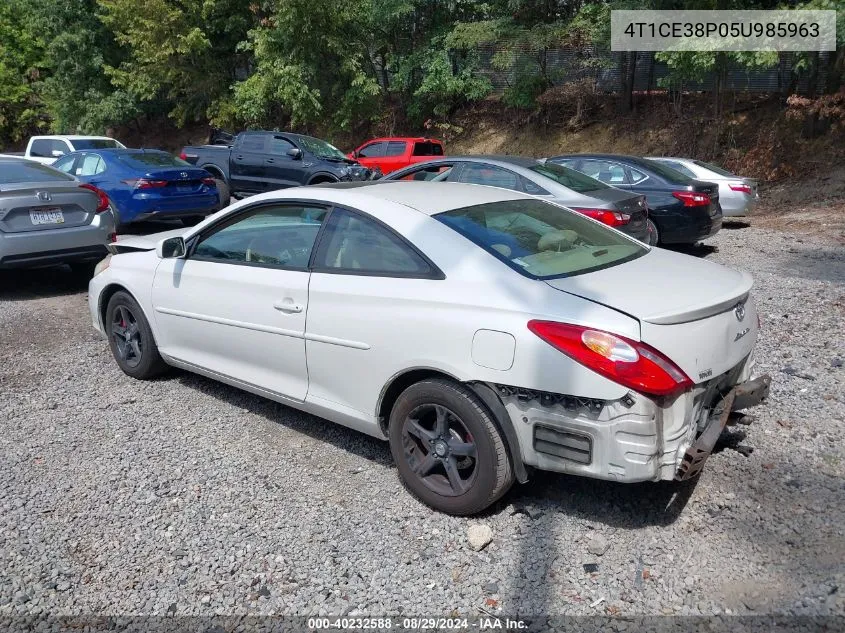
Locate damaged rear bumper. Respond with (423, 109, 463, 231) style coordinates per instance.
(498, 369, 771, 484)
(675, 373, 771, 481)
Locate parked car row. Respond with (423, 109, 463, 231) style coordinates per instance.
(87, 180, 770, 516)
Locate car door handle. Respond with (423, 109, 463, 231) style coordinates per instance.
(273, 299, 303, 314)
(235, 155, 244, 160)
(265, 158, 275, 164)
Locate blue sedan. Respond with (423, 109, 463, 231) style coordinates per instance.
(52, 149, 220, 228)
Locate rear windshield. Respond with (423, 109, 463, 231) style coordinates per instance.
(72, 139, 121, 150)
(692, 160, 735, 177)
(639, 158, 694, 184)
(413, 141, 444, 156)
(0, 161, 74, 184)
(529, 162, 605, 193)
(436, 199, 646, 279)
(116, 152, 190, 168)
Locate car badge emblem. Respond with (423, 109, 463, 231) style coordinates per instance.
(180, 172, 188, 179)
(37, 191, 51, 202)
(734, 302, 746, 321)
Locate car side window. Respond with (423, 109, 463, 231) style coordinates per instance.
(192, 204, 328, 269)
(628, 167, 648, 184)
(521, 176, 549, 195)
(384, 141, 406, 157)
(358, 142, 386, 158)
(53, 156, 76, 173)
(580, 160, 628, 185)
(30, 140, 53, 158)
(397, 164, 452, 181)
(315, 208, 433, 276)
(458, 163, 520, 190)
(79, 154, 105, 176)
(239, 136, 266, 152)
(268, 136, 296, 155)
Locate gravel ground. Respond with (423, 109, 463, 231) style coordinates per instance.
(0, 222, 843, 620)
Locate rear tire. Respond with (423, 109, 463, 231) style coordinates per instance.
(646, 219, 660, 246)
(105, 291, 168, 380)
(388, 378, 514, 516)
(214, 179, 230, 209)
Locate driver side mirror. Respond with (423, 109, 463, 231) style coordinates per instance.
(287, 148, 303, 160)
(156, 236, 186, 259)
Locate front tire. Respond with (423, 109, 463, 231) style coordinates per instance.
(388, 379, 514, 516)
(105, 291, 168, 379)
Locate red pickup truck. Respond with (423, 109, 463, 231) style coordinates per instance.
(348, 137, 444, 175)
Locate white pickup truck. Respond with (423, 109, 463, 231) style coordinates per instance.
(0, 135, 125, 165)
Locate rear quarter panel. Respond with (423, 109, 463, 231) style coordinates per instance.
(304, 202, 638, 423)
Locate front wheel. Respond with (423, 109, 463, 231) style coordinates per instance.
(105, 291, 168, 379)
(388, 379, 514, 516)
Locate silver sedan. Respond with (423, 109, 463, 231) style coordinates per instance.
(0, 157, 115, 271)
(648, 157, 759, 218)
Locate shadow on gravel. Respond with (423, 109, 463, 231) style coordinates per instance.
(722, 221, 751, 230)
(667, 242, 718, 258)
(0, 265, 89, 301)
(499, 470, 698, 528)
(174, 371, 393, 467)
(776, 246, 845, 285)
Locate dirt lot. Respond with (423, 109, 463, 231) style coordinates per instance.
(1, 220, 844, 620)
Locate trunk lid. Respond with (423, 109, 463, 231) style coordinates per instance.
(544, 248, 757, 383)
(137, 168, 213, 197)
(0, 182, 99, 232)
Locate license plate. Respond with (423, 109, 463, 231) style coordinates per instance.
(176, 186, 193, 193)
(30, 208, 64, 225)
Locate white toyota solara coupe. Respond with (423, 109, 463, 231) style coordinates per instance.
(89, 181, 770, 515)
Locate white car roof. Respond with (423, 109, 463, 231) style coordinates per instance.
(32, 135, 118, 141)
(306, 181, 531, 216)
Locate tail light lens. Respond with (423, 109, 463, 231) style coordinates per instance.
(122, 178, 168, 189)
(201, 177, 216, 187)
(179, 151, 188, 160)
(572, 208, 631, 227)
(672, 191, 711, 207)
(729, 183, 753, 195)
(527, 320, 693, 398)
(79, 183, 110, 213)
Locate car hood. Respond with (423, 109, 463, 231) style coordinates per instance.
(109, 228, 188, 253)
(544, 247, 753, 326)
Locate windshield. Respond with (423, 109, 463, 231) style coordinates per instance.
(0, 160, 74, 184)
(72, 139, 123, 150)
(693, 160, 736, 177)
(640, 158, 694, 184)
(530, 162, 606, 193)
(436, 199, 646, 279)
(297, 136, 347, 160)
(117, 152, 190, 168)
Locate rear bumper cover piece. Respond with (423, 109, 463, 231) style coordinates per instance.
(675, 373, 771, 481)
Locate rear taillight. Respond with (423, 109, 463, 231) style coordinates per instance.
(527, 320, 693, 399)
(672, 191, 711, 207)
(201, 177, 216, 187)
(122, 178, 168, 189)
(572, 208, 631, 227)
(729, 183, 753, 195)
(179, 151, 188, 160)
(79, 183, 110, 213)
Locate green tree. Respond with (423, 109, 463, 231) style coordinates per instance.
(0, 0, 44, 142)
